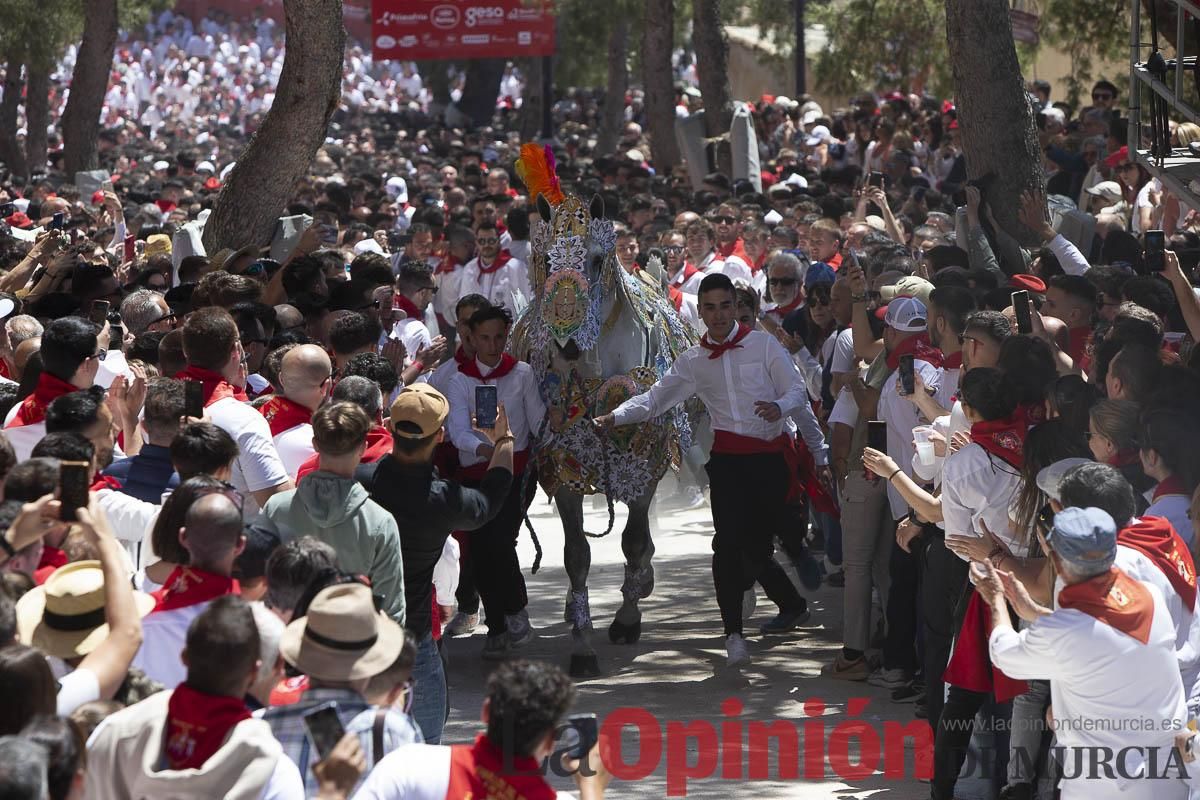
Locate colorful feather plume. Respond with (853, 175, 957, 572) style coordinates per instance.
(515, 143, 565, 206)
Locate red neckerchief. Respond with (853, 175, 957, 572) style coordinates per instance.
(9, 373, 78, 427)
(34, 546, 68, 585)
(296, 425, 393, 482)
(1067, 326, 1091, 369)
(0, 360, 11, 380)
(1153, 475, 1189, 502)
(1017, 401, 1047, 427)
(827, 252, 843, 270)
(477, 249, 513, 275)
(669, 286, 684, 312)
(671, 263, 700, 286)
(90, 475, 123, 492)
(259, 395, 312, 437)
(267, 675, 309, 707)
(717, 238, 751, 265)
(435, 254, 460, 275)
(700, 323, 753, 359)
(751, 251, 768, 273)
(969, 413, 1025, 469)
(155, 199, 178, 214)
(152, 566, 240, 613)
(943, 592, 1028, 702)
(446, 735, 557, 800)
(459, 354, 520, 381)
(768, 294, 804, 319)
(885, 332, 944, 371)
(393, 292, 423, 322)
(1107, 448, 1141, 468)
(1118, 516, 1197, 610)
(453, 346, 471, 366)
(175, 366, 247, 406)
(164, 684, 251, 770)
(1058, 567, 1154, 644)
(943, 350, 963, 370)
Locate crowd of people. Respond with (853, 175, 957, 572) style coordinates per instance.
(1, 5, 1200, 798)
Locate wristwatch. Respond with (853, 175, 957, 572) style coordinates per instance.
(851, 293, 870, 303)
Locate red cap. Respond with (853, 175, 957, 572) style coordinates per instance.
(1009, 273, 1047, 294)
(4, 212, 32, 229)
(91, 190, 106, 205)
(1103, 145, 1129, 169)
(874, 305, 889, 321)
(942, 100, 955, 114)
(948, 120, 959, 130)
(203, 176, 221, 191)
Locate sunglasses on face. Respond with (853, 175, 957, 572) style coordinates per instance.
(89, 349, 108, 361)
(663, 245, 684, 254)
(711, 215, 737, 225)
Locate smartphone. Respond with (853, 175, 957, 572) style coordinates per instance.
(867, 420, 887, 453)
(89, 300, 110, 326)
(59, 461, 91, 523)
(898, 354, 915, 396)
(0, 202, 13, 217)
(1144, 229, 1166, 272)
(475, 385, 498, 429)
(566, 713, 598, 760)
(868, 171, 885, 188)
(123, 233, 135, 262)
(108, 322, 124, 351)
(320, 224, 338, 245)
(184, 379, 204, 419)
(50, 212, 65, 230)
(301, 701, 345, 761)
(1011, 290, 1032, 334)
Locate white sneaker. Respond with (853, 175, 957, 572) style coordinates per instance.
(742, 588, 757, 620)
(445, 611, 479, 636)
(867, 667, 910, 689)
(725, 633, 751, 667)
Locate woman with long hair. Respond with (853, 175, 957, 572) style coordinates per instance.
(997, 336, 1057, 425)
(145, 474, 232, 587)
(1140, 408, 1200, 548)
(1045, 373, 1101, 440)
(1088, 399, 1155, 510)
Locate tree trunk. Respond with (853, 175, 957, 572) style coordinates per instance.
(519, 57, 544, 143)
(24, 62, 50, 178)
(642, 0, 680, 173)
(945, 0, 1043, 245)
(202, 0, 345, 254)
(60, 0, 117, 177)
(0, 57, 27, 180)
(453, 58, 505, 129)
(596, 18, 629, 156)
(692, 0, 734, 176)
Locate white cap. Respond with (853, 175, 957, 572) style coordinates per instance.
(802, 109, 821, 126)
(196, 161, 215, 174)
(1035, 458, 1094, 501)
(220, 162, 236, 181)
(12, 198, 29, 213)
(883, 296, 928, 332)
(785, 173, 808, 189)
(195, 131, 210, 145)
(1086, 180, 1123, 203)
(386, 176, 408, 203)
(805, 125, 832, 147)
(353, 238, 385, 256)
(153, 160, 170, 171)
(626, 148, 645, 163)
(763, 209, 784, 225)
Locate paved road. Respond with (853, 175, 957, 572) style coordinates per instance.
(440, 482, 936, 798)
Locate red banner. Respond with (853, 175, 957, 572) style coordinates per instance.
(371, 1, 556, 61)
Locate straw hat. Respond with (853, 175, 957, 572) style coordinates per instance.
(279, 583, 405, 681)
(17, 560, 155, 659)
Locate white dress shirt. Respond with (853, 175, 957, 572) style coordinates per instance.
(878, 355, 942, 519)
(668, 266, 704, 295)
(133, 601, 214, 689)
(445, 358, 546, 468)
(389, 316, 433, 364)
(273, 422, 315, 480)
(1146, 492, 1194, 549)
(940, 443, 1024, 555)
(991, 582, 1187, 800)
(612, 327, 827, 464)
(458, 255, 532, 313)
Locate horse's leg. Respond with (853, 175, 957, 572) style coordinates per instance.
(609, 484, 656, 644)
(555, 487, 600, 677)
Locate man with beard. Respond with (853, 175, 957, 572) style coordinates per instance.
(458, 221, 530, 313)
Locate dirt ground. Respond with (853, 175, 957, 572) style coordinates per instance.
(439, 483, 951, 799)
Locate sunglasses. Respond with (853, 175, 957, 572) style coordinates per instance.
(422, 285, 439, 294)
(195, 481, 245, 514)
(768, 277, 798, 286)
(89, 349, 107, 361)
(663, 245, 684, 254)
(711, 215, 737, 225)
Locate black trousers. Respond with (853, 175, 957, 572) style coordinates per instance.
(453, 531, 479, 615)
(883, 528, 919, 673)
(706, 452, 805, 637)
(922, 531, 970, 729)
(464, 467, 537, 636)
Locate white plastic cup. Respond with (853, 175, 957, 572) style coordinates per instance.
(913, 425, 936, 466)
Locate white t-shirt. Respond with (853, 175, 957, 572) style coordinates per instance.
(1145, 493, 1194, 549)
(56, 666, 100, 716)
(132, 602, 212, 689)
(353, 743, 576, 800)
(273, 422, 315, 480)
(206, 396, 289, 517)
(878, 355, 941, 519)
(390, 316, 433, 363)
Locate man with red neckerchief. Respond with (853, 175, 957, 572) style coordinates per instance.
(295, 376, 396, 482)
(661, 230, 704, 295)
(133, 491, 245, 689)
(597, 273, 829, 668)
(259, 343, 332, 479)
(390, 260, 447, 377)
(762, 251, 808, 328)
(446, 304, 546, 660)
(459, 220, 531, 313)
(354, 659, 612, 800)
(3, 316, 100, 461)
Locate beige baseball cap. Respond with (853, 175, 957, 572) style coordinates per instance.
(389, 383, 449, 438)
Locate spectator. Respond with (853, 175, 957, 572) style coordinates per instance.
(263, 536, 338, 623)
(103, 377, 185, 502)
(259, 343, 331, 477)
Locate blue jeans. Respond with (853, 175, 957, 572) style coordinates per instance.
(412, 633, 447, 744)
(814, 509, 842, 566)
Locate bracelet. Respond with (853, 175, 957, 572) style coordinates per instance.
(851, 293, 870, 303)
(410, 360, 424, 373)
(494, 435, 515, 445)
(887, 468, 901, 482)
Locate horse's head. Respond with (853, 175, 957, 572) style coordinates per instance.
(533, 192, 615, 361)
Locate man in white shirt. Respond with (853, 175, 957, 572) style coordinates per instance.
(458, 220, 530, 313)
(258, 344, 330, 479)
(597, 273, 830, 667)
(683, 219, 726, 275)
(446, 305, 546, 659)
(661, 230, 704, 294)
(983, 506, 1188, 800)
(133, 491, 245, 688)
(179, 307, 292, 517)
(390, 260, 438, 360)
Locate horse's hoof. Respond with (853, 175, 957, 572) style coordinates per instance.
(608, 618, 641, 644)
(569, 653, 601, 678)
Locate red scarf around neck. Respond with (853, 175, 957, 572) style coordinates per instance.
(1107, 448, 1141, 469)
(453, 346, 471, 366)
(768, 293, 804, 318)
(477, 249, 513, 275)
(296, 425, 394, 482)
(9, 373, 78, 427)
(700, 323, 753, 360)
(1153, 475, 1189, 502)
(435, 254, 460, 275)
(969, 413, 1026, 469)
(1067, 326, 1092, 369)
(152, 566, 240, 613)
(885, 332, 944, 371)
(34, 546, 68, 585)
(259, 395, 312, 437)
(393, 292, 424, 323)
(943, 350, 963, 370)
(671, 263, 700, 286)
(1118, 516, 1197, 611)
(175, 366, 246, 407)
(669, 286, 684, 312)
(446, 735, 557, 800)
(165, 684, 252, 770)
(1058, 567, 1154, 644)
(717, 238, 750, 265)
(458, 354, 520, 382)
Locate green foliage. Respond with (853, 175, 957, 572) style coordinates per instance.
(0, 0, 171, 70)
(1037, 0, 1128, 109)
(552, 0, 641, 88)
